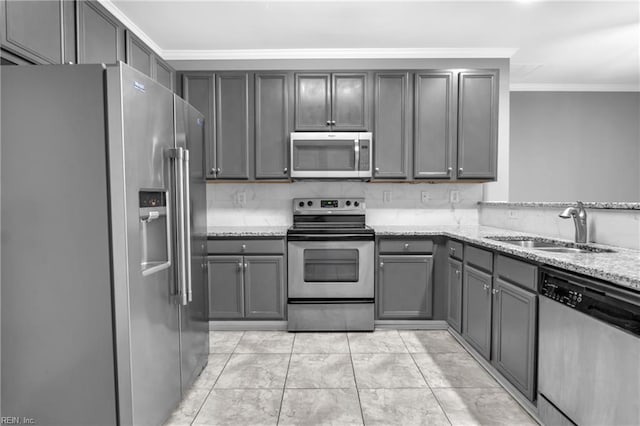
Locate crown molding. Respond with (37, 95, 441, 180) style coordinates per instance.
(510, 83, 640, 92)
(162, 48, 519, 61)
(98, 0, 163, 57)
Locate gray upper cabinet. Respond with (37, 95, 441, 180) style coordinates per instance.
(154, 56, 174, 91)
(255, 72, 291, 179)
(447, 257, 463, 332)
(295, 72, 368, 131)
(373, 72, 410, 179)
(125, 30, 153, 77)
(414, 71, 455, 179)
(462, 264, 493, 359)
(76, 0, 125, 64)
(244, 256, 286, 319)
(1, 0, 66, 64)
(182, 73, 216, 179)
(457, 70, 499, 180)
(215, 72, 251, 179)
(492, 277, 537, 401)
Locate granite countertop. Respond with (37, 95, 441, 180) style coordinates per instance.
(479, 201, 640, 210)
(375, 225, 640, 292)
(207, 226, 289, 237)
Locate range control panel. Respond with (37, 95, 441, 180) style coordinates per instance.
(293, 198, 365, 214)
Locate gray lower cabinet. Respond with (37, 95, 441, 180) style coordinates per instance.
(208, 254, 285, 320)
(208, 255, 244, 319)
(254, 72, 291, 179)
(215, 72, 251, 179)
(373, 72, 410, 179)
(446, 257, 463, 332)
(377, 254, 433, 319)
(462, 264, 493, 359)
(457, 70, 499, 180)
(76, 0, 125, 64)
(492, 277, 537, 401)
(0, 0, 70, 64)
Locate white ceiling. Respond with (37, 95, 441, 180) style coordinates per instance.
(107, 0, 640, 91)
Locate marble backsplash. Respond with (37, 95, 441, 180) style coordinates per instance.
(479, 204, 640, 250)
(207, 182, 483, 227)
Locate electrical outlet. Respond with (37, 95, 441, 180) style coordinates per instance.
(449, 190, 460, 204)
(421, 191, 430, 203)
(508, 210, 519, 219)
(235, 191, 246, 207)
(383, 191, 392, 203)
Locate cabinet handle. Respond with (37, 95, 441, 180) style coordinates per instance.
(244, 263, 248, 270)
(459, 167, 463, 173)
(404, 243, 410, 249)
(237, 262, 243, 271)
(217, 167, 221, 174)
(210, 167, 216, 175)
(450, 247, 456, 255)
(455, 270, 460, 276)
(380, 262, 384, 268)
(283, 167, 288, 174)
(492, 289, 499, 295)
(447, 167, 453, 173)
(331, 120, 336, 125)
(375, 167, 380, 172)
(326, 121, 331, 126)
(483, 284, 490, 291)
(241, 244, 247, 251)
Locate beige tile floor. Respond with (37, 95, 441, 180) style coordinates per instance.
(165, 330, 537, 426)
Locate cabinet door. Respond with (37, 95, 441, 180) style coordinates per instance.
(255, 72, 291, 179)
(492, 278, 537, 401)
(1, 0, 63, 64)
(294, 73, 331, 131)
(125, 30, 152, 77)
(215, 72, 251, 179)
(373, 72, 410, 179)
(457, 70, 498, 180)
(447, 257, 463, 332)
(462, 265, 492, 359)
(414, 71, 455, 179)
(332, 73, 368, 131)
(77, 0, 125, 64)
(183, 73, 216, 179)
(208, 255, 244, 319)
(154, 56, 174, 91)
(244, 256, 286, 319)
(378, 255, 433, 319)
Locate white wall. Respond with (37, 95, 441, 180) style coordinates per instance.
(207, 182, 482, 228)
(509, 92, 640, 202)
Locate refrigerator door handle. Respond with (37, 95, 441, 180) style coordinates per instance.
(183, 149, 193, 304)
(166, 146, 187, 305)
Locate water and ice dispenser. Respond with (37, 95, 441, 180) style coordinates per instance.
(139, 190, 170, 275)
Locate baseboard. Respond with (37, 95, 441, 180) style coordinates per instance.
(209, 321, 288, 331)
(447, 328, 543, 425)
(375, 320, 449, 330)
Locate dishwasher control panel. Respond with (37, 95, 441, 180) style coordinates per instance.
(541, 279, 583, 308)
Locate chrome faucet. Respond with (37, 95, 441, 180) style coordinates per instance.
(559, 201, 588, 243)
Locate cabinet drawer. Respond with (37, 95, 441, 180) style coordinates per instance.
(464, 245, 493, 272)
(208, 239, 285, 255)
(495, 255, 538, 291)
(447, 240, 463, 260)
(379, 239, 433, 254)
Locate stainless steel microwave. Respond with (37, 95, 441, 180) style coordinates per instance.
(290, 132, 372, 179)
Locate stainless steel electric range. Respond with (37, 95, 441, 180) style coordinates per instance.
(287, 197, 375, 331)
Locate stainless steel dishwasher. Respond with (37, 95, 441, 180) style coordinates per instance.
(538, 268, 640, 426)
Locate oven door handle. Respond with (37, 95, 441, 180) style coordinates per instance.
(287, 234, 374, 242)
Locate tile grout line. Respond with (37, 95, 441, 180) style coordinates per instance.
(189, 331, 244, 426)
(400, 330, 454, 426)
(347, 333, 367, 425)
(275, 333, 295, 425)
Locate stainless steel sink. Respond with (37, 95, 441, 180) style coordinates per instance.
(487, 236, 616, 254)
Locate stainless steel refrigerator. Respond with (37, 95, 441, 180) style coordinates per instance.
(1, 63, 209, 426)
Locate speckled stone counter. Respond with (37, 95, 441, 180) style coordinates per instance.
(374, 225, 640, 292)
(207, 226, 289, 238)
(479, 201, 640, 210)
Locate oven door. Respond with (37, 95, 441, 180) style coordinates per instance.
(288, 237, 374, 299)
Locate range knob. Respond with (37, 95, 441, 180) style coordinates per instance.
(298, 201, 304, 207)
(345, 200, 351, 206)
(307, 200, 313, 207)
(354, 201, 360, 207)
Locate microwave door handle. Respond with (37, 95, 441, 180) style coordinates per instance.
(354, 139, 360, 171)
(183, 149, 193, 304)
